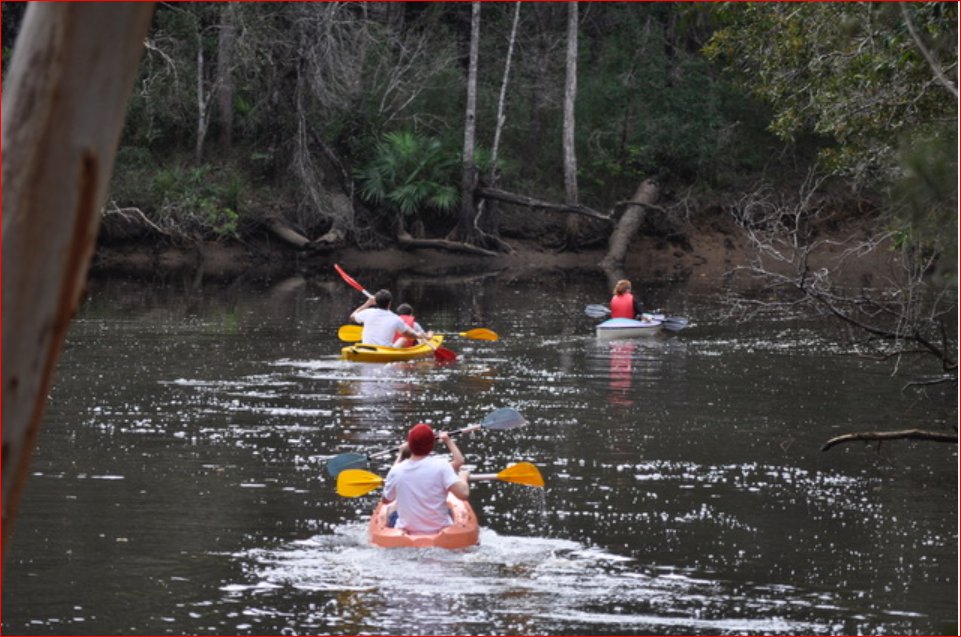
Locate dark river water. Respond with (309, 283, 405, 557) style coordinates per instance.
(3, 267, 957, 636)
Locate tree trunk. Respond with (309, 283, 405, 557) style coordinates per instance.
(490, 1, 521, 186)
(480, 1, 522, 240)
(600, 178, 661, 270)
(195, 43, 210, 165)
(216, 2, 238, 154)
(1, 1, 155, 569)
(562, 2, 580, 246)
(454, 1, 481, 244)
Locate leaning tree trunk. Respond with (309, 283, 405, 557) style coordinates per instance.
(1, 1, 155, 572)
(600, 177, 661, 270)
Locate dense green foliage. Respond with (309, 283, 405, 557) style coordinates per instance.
(704, 2, 957, 184)
(705, 1, 958, 280)
(2, 2, 956, 258)
(354, 131, 459, 220)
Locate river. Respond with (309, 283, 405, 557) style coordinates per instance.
(2, 268, 957, 636)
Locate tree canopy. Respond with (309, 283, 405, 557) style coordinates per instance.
(1, 1, 955, 266)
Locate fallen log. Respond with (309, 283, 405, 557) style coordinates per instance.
(264, 217, 311, 249)
(397, 230, 499, 257)
(477, 187, 610, 221)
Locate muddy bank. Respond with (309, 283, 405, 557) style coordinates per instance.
(91, 208, 896, 294)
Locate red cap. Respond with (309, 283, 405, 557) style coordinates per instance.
(407, 423, 435, 456)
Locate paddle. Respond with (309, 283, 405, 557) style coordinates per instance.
(337, 462, 545, 497)
(335, 264, 457, 362)
(584, 304, 690, 331)
(337, 324, 499, 343)
(324, 407, 528, 477)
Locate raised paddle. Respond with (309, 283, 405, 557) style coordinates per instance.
(334, 264, 457, 362)
(324, 407, 528, 478)
(584, 304, 690, 331)
(336, 462, 545, 497)
(337, 324, 498, 343)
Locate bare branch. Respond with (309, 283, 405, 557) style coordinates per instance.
(821, 429, 958, 452)
(899, 1, 959, 99)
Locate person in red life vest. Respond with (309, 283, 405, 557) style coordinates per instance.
(610, 279, 648, 320)
(392, 303, 432, 347)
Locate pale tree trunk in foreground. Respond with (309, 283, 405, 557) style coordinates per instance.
(1, 1, 155, 573)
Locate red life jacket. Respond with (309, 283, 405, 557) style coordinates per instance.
(394, 314, 416, 345)
(610, 293, 635, 319)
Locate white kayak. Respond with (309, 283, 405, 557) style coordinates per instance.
(595, 317, 663, 339)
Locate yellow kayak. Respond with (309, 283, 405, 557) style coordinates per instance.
(367, 493, 479, 549)
(340, 335, 445, 363)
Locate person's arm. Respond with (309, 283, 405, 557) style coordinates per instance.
(402, 324, 430, 341)
(449, 468, 470, 501)
(382, 465, 399, 504)
(438, 431, 464, 471)
(633, 297, 645, 320)
(350, 297, 375, 323)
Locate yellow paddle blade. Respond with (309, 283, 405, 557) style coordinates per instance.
(337, 325, 363, 342)
(496, 462, 544, 487)
(461, 328, 499, 341)
(336, 469, 384, 497)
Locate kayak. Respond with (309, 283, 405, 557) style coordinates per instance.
(341, 335, 445, 363)
(367, 493, 479, 549)
(596, 317, 663, 339)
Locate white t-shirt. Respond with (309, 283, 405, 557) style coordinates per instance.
(383, 456, 460, 534)
(353, 308, 409, 346)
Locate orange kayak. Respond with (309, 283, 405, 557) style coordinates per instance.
(367, 493, 479, 549)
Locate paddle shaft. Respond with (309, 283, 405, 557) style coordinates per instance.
(337, 462, 543, 496)
(339, 325, 498, 342)
(325, 407, 525, 477)
(363, 424, 484, 463)
(586, 304, 689, 331)
(467, 473, 503, 482)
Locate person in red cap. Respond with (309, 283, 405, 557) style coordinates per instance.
(381, 423, 470, 534)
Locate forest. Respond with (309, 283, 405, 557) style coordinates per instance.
(2, 1, 956, 265)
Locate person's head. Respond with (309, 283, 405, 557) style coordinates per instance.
(407, 423, 435, 457)
(374, 289, 392, 309)
(613, 280, 632, 296)
(396, 303, 413, 316)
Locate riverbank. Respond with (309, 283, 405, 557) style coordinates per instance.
(91, 203, 897, 295)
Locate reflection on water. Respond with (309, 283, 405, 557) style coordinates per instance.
(2, 273, 956, 636)
(608, 341, 636, 405)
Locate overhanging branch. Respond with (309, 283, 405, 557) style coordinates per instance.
(821, 428, 958, 451)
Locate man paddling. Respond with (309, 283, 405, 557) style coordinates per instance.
(382, 423, 470, 534)
(350, 289, 433, 347)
